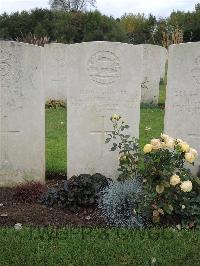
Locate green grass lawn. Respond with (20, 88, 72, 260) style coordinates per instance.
(1, 227, 200, 265)
(45, 107, 67, 173)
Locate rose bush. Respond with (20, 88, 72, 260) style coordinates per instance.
(106, 115, 200, 229)
(141, 134, 200, 228)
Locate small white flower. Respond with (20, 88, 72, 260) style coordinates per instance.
(182, 205, 186, 209)
(0, 203, 3, 207)
(151, 257, 156, 264)
(176, 224, 181, 230)
(60, 121, 64, 125)
(14, 223, 22, 230)
(145, 127, 151, 131)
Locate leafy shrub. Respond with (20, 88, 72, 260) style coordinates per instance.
(98, 179, 144, 228)
(13, 181, 47, 203)
(106, 114, 140, 181)
(41, 174, 109, 211)
(141, 134, 200, 228)
(45, 100, 66, 109)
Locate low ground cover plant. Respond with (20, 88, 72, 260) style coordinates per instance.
(98, 178, 144, 228)
(41, 173, 109, 212)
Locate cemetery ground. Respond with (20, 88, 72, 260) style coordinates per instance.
(0, 85, 200, 265)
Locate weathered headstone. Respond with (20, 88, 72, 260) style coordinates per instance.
(140, 44, 167, 104)
(44, 43, 68, 101)
(67, 42, 142, 179)
(0, 41, 45, 186)
(165, 42, 200, 175)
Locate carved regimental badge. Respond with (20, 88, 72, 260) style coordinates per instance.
(87, 51, 121, 85)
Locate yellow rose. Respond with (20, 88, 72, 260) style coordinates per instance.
(158, 208, 164, 215)
(120, 155, 127, 161)
(111, 114, 121, 121)
(161, 133, 170, 141)
(151, 139, 162, 150)
(179, 142, 190, 153)
(176, 138, 183, 144)
(185, 152, 195, 164)
(180, 180, 192, 192)
(170, 174, 181, 186)
(156, 184, 164, 194)
(153, 210, 160, 217)
(165, 138, 175, 149)
(143, 144, 153, 154)
(189, 148, 198, 158)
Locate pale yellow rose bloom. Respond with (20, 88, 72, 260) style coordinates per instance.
(170, 174, 181, 186)
(161, 133, 170, 141)
(185, 152, 195, 164)
(158, 208, 164, 215)
(189, 148, 198, 158)
(151, 139, 162, 150)
(143, 144, 153, 153)
(120, 155, 127, 161)
(176, 138, 184, 144)
(180, 180, 192, 192)
(165, 138, 175, 149)
(153, 210, 160, 217)
(111, 114, 120, 121)
(156, 184, 164, 194)
(179, 142, 190, 153)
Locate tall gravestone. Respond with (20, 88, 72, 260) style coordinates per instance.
(165, 42, 200, 175)
(67, 42, 142, 179)
(44, 43, 68, 101)
(140, 44, 167, 104)
(0, 41, 45, 186)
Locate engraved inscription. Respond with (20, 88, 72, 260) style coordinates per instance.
(87, 51, 120, 85)
(191, 56, 200, 86)
(0, 49, 22, 84)
(0, 48, 24, 110)
(172, 88, 200, 114)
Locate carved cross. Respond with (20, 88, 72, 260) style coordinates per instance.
(0, 114, 20, 168)
(90, 115, 112, 155)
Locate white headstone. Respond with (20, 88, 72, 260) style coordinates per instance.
(140, 44, 167, 104)
(165, 42, 200, 175)
(44, 43, 68, 101)
(67, 42, 142, 179)
(0, 41, 45, 186)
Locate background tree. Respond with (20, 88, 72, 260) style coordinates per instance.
(49, 0, 96, 12)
